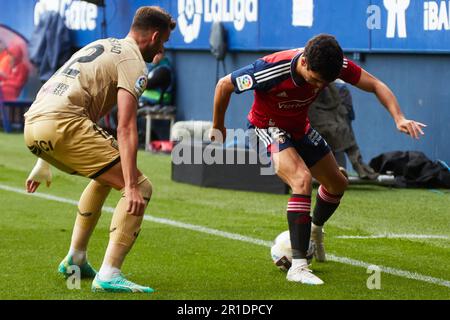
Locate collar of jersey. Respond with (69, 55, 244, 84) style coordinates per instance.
(124, 36, 145, 62)
(290, 52, 306, 87)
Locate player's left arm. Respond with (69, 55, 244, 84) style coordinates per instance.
(354, 69, 426, 139)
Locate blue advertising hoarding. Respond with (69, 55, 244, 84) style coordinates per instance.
(1, 0, 450, 53)
(370, 0, 450, 53)
(257, 0, 370, 51)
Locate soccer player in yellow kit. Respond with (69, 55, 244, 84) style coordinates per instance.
(24, 6, 175, 293)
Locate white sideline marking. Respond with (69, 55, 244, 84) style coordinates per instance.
(337, 234, 449, 240)
(1, 184, 450, 289)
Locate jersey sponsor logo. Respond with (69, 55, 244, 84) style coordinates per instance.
(134, 75, 148, 97)
(278, 99, 313, 109)
(177, 0, 258, 44)
(236, 74, 253, 91)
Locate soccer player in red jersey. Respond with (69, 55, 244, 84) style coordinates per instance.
(210, 34, 426, 285)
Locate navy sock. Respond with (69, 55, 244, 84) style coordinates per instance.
(287, 194, 311, 259)
(312, 185, 343, 226)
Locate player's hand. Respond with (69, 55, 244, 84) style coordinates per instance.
(209, 127, 226, 143)
(396, 118, 427, 139)
(125, 187, 146, 216)
(25, 159, 52, 193)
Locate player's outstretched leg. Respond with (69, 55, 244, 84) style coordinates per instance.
(310, 153, 348, 263)
(311, 185, 343, 262)
(92, 175, 154, 293)
(58, 180, 111, 279)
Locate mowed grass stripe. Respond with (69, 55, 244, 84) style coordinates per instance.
(2, 183, 450, 290)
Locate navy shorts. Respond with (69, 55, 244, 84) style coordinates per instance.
(247, 123, 331, 168)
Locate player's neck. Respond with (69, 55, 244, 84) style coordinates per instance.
(294, 59, 307, 83)
(127, 30, 151, 47)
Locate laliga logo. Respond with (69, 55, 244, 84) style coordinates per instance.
(178, 0, 258, 44)
(178, 0, 203, 44)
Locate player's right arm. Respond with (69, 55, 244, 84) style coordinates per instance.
(354, 69, 426, 139)
(210, 74, 235, 143)
(210, 59, 268, 142)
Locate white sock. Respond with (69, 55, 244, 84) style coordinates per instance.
(291, 258, 308, 269)
(312, 223, 323, 232)
(98, 264, 121, 281)
(68, 247, 86, 265)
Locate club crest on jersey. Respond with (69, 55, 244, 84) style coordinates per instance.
(134, 75, 147, 97)
(268, 127, 289, 144)
(236, 74, 253, 91)
(276, 135, 286, 144)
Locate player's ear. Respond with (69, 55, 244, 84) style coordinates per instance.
(300, 56, 307, 67)
(151, 30, 160, 43)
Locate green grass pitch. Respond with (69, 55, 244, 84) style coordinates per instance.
(0, 132, 449, 300)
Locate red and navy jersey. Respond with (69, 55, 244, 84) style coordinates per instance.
(230, 48, 362, 139)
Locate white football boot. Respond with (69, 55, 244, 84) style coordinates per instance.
(311, 224, 326, 262)
(286, 263, 324, 285)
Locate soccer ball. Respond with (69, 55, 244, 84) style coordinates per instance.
(270, 230, 315, 271)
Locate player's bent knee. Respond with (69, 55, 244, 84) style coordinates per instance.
(289, 170, 312, 193)
(336, 174, 349, 193)
(323, 176, 348, 195)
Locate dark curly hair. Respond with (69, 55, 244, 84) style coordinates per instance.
(303, 34, 344, 83)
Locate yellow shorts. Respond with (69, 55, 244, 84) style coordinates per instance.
(24, 116, 120, 178)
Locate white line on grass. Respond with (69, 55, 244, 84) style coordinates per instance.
(337, 234, 449, 240)
(1, 184, 450, 289)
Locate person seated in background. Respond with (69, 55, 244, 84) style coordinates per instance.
(139, 52, 174, 110)
(136, 52, 175, 147)
(308, 80, 378, 180)
(0, 43, 29, 100)
(99, 53, 176, 146)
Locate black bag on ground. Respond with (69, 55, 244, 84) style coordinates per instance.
(369, 151, 450, 188)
